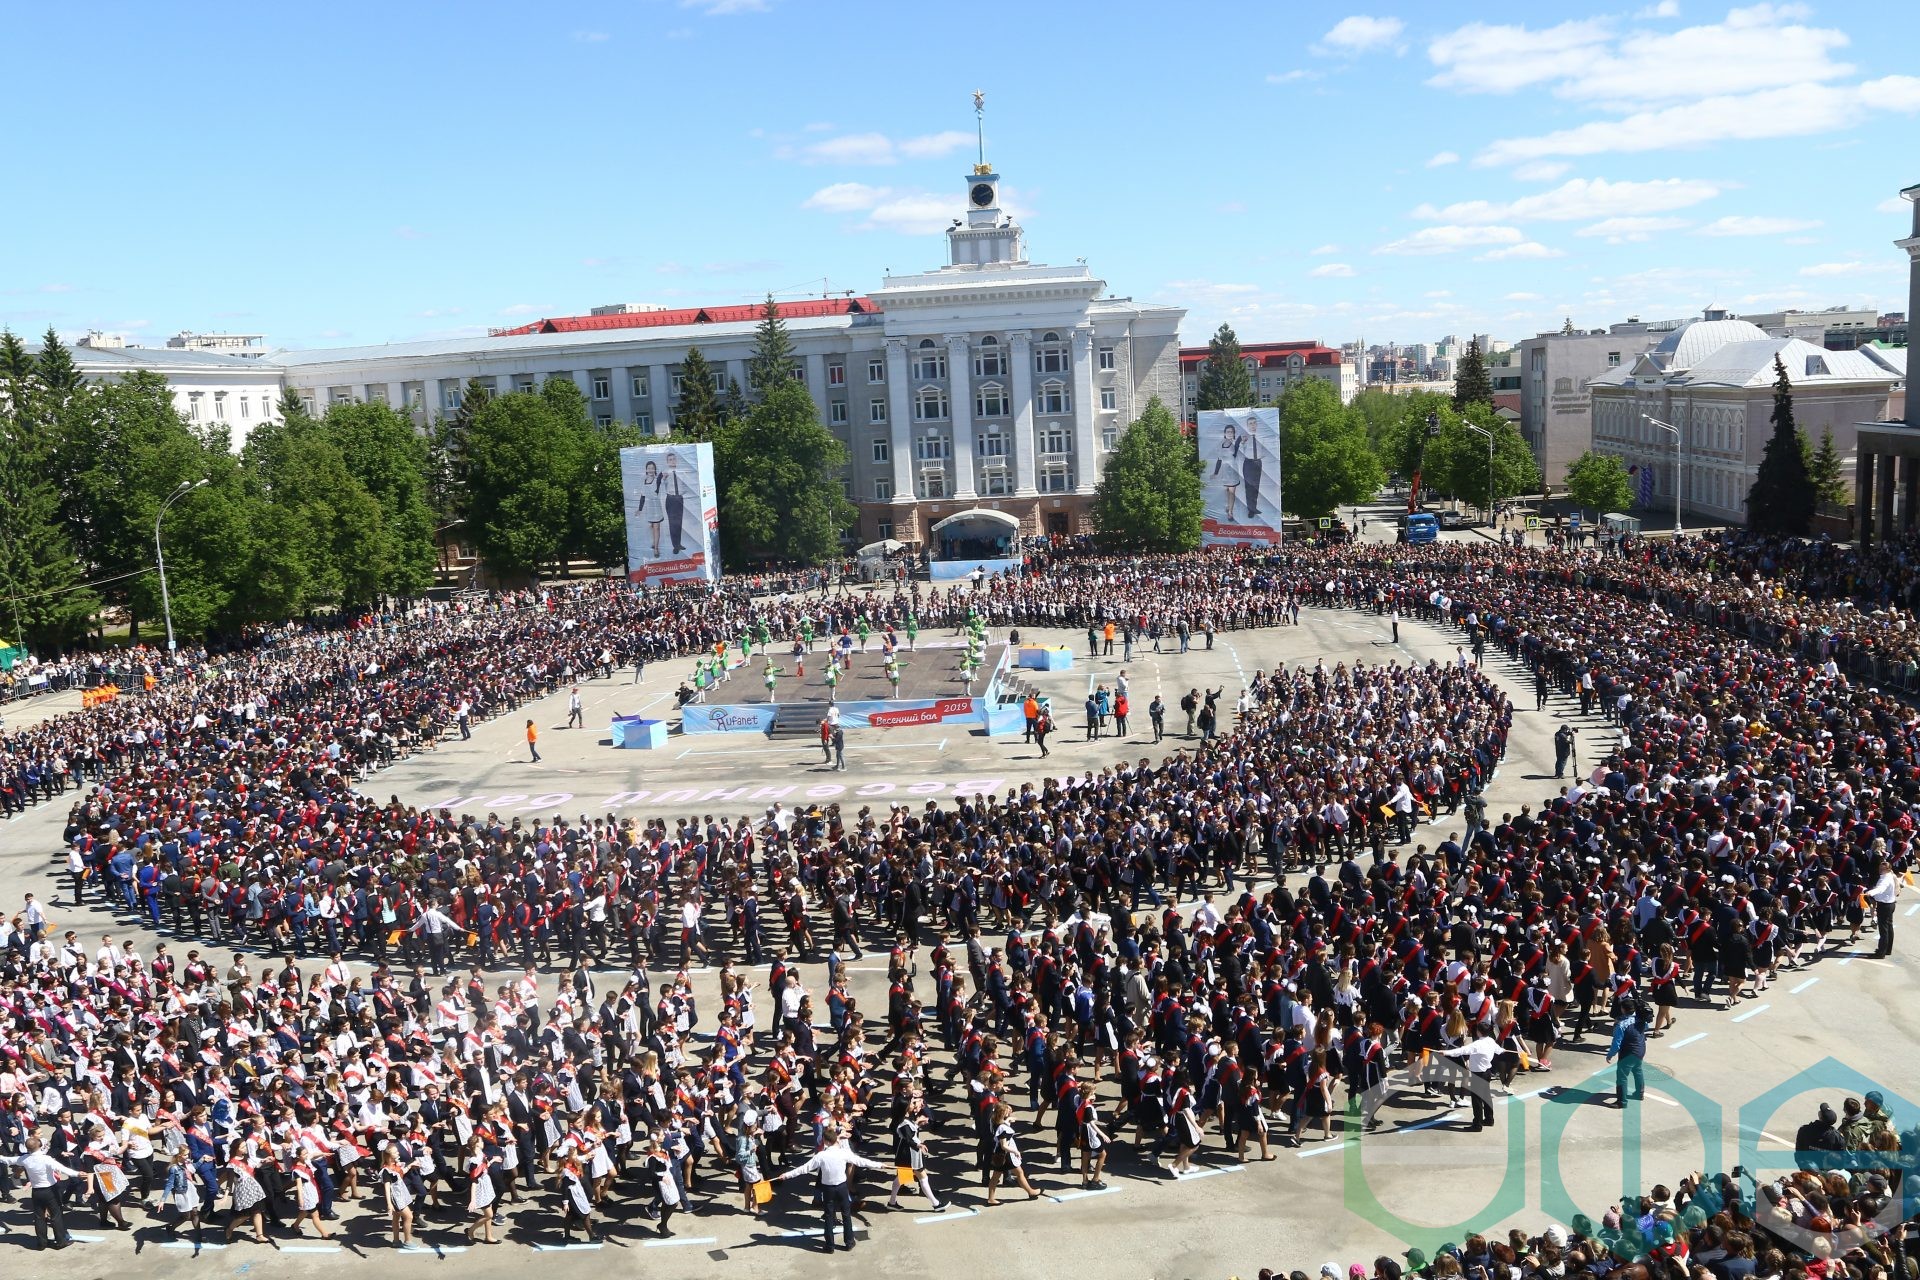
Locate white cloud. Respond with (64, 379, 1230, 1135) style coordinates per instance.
(1317, 15, 1405, 55)
(1512, 160, 1572, 182)
(1424, 290, 1453, 298)
(1505, 291, 1544, 301)
(1575, 216, 1692, 242)
(1478, 77, 1920, 165)
(572, 30, 610, 43)
(1412, 177, 1720, 224)
(1309, 263, 1356, 278)
(1374, 225, 1525, 255)
(1878, 196, 1910, 214)
(785, 130, 972, 166)
(680, 0, 769, 13)
(1426, 151, 1461, 168)
(1217, 200, 1248, 214)
(417, 307, 463, 318)
(1477, 241, 1566, 261)
(1311, 243, 1341, 255)
(802, 182, 891, 213)
(1265, 69, 1318, 84)
(1427, 20, 1613, 94)
(1635, 0, 1680, 17)
(1697, 215, 1822, 236)
(1798, 261, 1875, 277)
(497, 303, 552, 316)
(859, 193, 958, 235)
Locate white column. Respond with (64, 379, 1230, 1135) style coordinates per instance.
(886, 338, 914, 503)
(1071, 327, 1098, 492)
(612, 367, 634, 426)
(945, 333, 976, 499)
(805, 352, 830, 425)
(649, 363, 674, 436)
(569, 369, 591, 402)
(1009, 330, 1036, 495)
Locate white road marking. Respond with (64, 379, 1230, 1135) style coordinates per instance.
(1299, 1139, 1357, 1158)
(533, 1241, 605, 1250)
(1732, 1003, 1770, 1023)
(1047, 1186, 1124, 1203)
(642, 1236, 717, 1248)
(914, 1207, 980, 1224)
(1789, 977, 1819, 995)
(1668, 1032, 1708, 1049)
(1173, 1163, 1247, 1181)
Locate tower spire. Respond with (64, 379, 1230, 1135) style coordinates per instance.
(972, 90, 990, 175)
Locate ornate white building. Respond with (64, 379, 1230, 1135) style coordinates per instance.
(266, 164, 1184, 544)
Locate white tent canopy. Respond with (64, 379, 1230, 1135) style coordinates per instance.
(929, 507, 1020, 535)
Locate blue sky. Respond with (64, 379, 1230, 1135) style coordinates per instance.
(2, 1, 1914, 352)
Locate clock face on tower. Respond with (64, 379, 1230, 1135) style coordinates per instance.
(970, 182, 995, 208)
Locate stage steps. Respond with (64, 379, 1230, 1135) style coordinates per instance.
(768, 701, 831, 738)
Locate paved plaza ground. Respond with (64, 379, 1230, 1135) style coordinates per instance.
(1, 532, 1913, 1278)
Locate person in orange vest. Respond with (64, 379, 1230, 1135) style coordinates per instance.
(526, 719, 541, 764)
(1023, 695, 1040, 743)
(1102, 620, 1116, 656)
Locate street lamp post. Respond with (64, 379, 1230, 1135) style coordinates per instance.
(1641, 415, 1685, 536)
(155, 479, 209, 652)
(1459, 420, 1496, 525)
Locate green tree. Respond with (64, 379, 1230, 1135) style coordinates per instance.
(572, 421, 644, 569)
(464, 390, 579, 582)
(1453, 338, 1492, 410)
(1276, 379, 1384, 519)
(1431, 405, 1537, 512)
(1375, 390, 1453, 483)
(674, 347, 722, 441)
(712, 381, 855, 565)
(748, 295, 796, 396)
(1350, 387, 1406, 455)
(1744, 354, 1815, 535)
(323, 400, 439, 598)
(0, 362, 95, 649)
(1563, 450, 1634, 515)
(1092, 396, 1202, 550)
(35, 326, 81, 396)
(1807, 425, 1848, 511)
(1195, 323, 1254, 412)
(242, 411, 390, 613)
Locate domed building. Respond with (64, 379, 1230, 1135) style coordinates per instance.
(1589, 306, 1904, 527)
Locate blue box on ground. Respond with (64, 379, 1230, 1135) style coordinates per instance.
(1016, 645, 1074, 671)
(610, 716, 668, 749)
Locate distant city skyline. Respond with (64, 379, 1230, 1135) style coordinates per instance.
(1, 2, 1914, 353)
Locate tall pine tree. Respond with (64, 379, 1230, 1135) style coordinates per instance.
(1195, 324, 1254, 411)
(35, 326, 81, 396)
(1807, 426, 1848, 511)
(674, 347, 721, 440)
(0, 345, 95, 648)
(748, 295, 796, 395)
(1744, 353, 1814, 534)
(1453, 339, 1493, 410)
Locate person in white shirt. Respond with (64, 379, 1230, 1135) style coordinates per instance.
(1866, 858, 1902, 958)
(1442, 1035, 1504, 1130)
(1, 1136, 86, 1248)
(774, 1127, 888, 1252)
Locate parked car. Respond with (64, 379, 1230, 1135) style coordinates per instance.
(1438, 510, 1471, 530)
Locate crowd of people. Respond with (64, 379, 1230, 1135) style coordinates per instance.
(0, 530, 1915, 1264)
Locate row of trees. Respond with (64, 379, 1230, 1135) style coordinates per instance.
(1092, 324, 1537, 550)
(0, 298, 857, 651)
(0, 331, 440, 650)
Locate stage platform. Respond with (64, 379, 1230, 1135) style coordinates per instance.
(677, 640, 1027, 736)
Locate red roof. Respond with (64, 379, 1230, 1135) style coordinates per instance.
(492, 296, 877, 336)
(1179, 340, 1341, 371)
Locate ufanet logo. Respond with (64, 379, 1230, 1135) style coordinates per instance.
(1342, 1057, 1918, 1256)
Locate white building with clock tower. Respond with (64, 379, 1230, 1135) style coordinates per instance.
(250, 153, 1186, 547)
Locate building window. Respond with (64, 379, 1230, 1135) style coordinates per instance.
(979, 431, 1007, 458)
(443, 386, 463, 412)
(1098, 344, 1115, 371)
(636, 413, 652, 432)
(921, 471, 947, 499)
(874, 478, 893, 502)
(980, 466, 1010, 496)
(974, 336, 1005, 378)
(515, 378, 536, 395)
(1099, 387, 1117, 411)
(595, 414, 613, 427)
(975, 383, 1008, 418)
(870, 398, 888, 424)
(1040, 462, 1071, 493)
(187, 394, 201, 422)
(872, 438, 890, 464)
(828, 362, 845, 387)
(829, 400, 848, 424)
(591, 376, 611, 400)
(711, 371, 726, 393)
(912, 339, 948, 381)
(1102, 424, 1119, 450)
(1038, 381, 1069, 414)
(877, 519, 893, 539)
(868, 357, 886, 383)
(632, 373, 649, 398)
(914, 387, 949, 421)
(1607, 352, 1621, 367)
(240, 396, 250, 419)
(1034, 332, 1067, 375)
(1040, 424, 1069, 454)
(214, 394, 228, 421)
(670, 372, 685, 399)
(915, 435, 951, 461)
(301, 393, 317, 416)
(409, 387, 424, 409)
